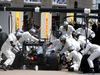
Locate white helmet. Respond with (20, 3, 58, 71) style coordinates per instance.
(29, 28, 36, 34)
(60, 34, 68, 42)
(17, 29, 24, 33)
(16, 32, 22, 38)
(75, 31, 81, 36)
(68, 46, 75, 52)
(81, 22, 86, 26)
(63, 21, 68, 27)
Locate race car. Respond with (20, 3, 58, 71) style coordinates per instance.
(12, 38, 62, 70)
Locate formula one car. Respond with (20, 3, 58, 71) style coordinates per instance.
(12, 38, 61, 70)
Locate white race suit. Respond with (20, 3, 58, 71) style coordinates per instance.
(1, 33, 18, 66)
(77, 35, 90, 49)
(54, 38, 80, 55)
(19, 31, 39, 45)
(81, 43, 100, 68)
(19, 31, 39, 52)
(76, 27, 95, 39)
(67, 50, 82, 71)
(59, 25, 75, 38)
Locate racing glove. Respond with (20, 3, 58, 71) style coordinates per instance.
(10, 41, 15, 47)
(47, 42, 52, 47)
(88, 35, 92, 41)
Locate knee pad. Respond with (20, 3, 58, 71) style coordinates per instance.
(68, 67, 74, 71)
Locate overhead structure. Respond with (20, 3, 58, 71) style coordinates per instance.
(0, 7, 100, 14)
(0, 6, 98, 43)
(65, 15, 100, 19)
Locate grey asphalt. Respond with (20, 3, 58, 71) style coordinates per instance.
(0, 65, 100, 75)
(0, 70, 76, 75)
(0, 69, 100, 75)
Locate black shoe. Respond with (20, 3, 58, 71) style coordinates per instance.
(7, 65, 14, 70)
(90, 68, 95, 73)
(68, 67, 74, 71)
(2, 64, 7, 71)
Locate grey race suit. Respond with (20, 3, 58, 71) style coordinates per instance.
(59, 25, 75, 38)
(67, 50, 82, 71)
(81, 43, 100, 68)
(1, 33, 17, 66)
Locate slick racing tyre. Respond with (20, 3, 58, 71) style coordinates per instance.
(49, 53, 61, 70)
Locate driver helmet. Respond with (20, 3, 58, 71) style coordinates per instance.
(53, 30, 62, 38)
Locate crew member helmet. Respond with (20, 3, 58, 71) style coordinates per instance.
(75, 31, 81, 36)
(81, 22, 86, 26)
(60, 34, 68, 42)
(16, 32, 22, 38)
(63, 21, 68, 27)
(16, 29, 24, 33)
(68, 46, 75, 52)
(29, 28, 36, 35)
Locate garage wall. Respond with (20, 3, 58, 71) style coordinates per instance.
(0, 11, 10, 34)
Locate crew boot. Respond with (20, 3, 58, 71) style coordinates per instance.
(7, 65, 14, 70)
(68, 67, 74, 71)
(90, 68, 95, 73)
(2, 64, 7, 71)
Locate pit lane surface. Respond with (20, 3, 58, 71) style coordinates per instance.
(0, 69, 100, 75)
(0, 69, 76, 75)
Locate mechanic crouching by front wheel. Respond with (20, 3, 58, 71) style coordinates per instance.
(66, 46, 82, 72)
(1, 32, 22, 71)
(53, 34, 81, 69)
